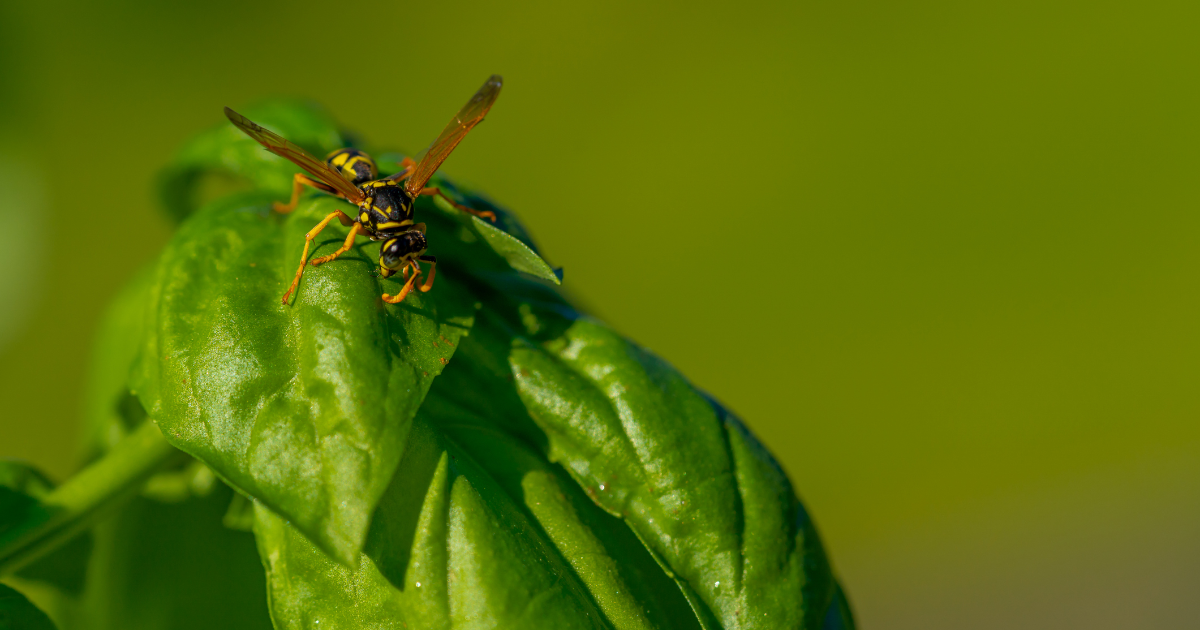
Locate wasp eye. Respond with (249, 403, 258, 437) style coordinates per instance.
(381, 242, 403, 269)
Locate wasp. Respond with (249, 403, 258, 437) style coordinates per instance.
(224, 75, 502, 305)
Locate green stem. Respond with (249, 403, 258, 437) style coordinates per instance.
(0, 420, 182, 576)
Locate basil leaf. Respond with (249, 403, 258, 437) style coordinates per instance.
(251, 271, 839, 629)
(131, 191, 476, 565)
(424, 183, 561, 284)
(488, 277, 837, 629)
(253, 406, 701, 630)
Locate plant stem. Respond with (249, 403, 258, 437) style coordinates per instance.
(0, 420, 183, 576)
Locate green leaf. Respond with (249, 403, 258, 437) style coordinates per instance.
(252, 268, 838, 629)
(253, 404, 701, 630)
(253, 282, 699, 629)
(77, 482, 272, 630)
(131, 191, 477, 565)
(0, 462, 91, 597)
(0, 583, 56, 630)
(422, 180, 561, 284)
(486, 278, 836, 629)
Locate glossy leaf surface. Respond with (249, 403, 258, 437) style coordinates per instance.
(253, 368, 702, 630)
(508, 315, 835, 629)
(252, 266, 849, 629)
(131, 190, 476, 564)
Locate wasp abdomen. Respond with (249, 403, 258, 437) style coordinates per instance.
(325, 148, 378, 185)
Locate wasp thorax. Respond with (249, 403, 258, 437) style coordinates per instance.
(379, 231, 428, 276)
(325, 148, 378, 185)
(360, 181, 415, 230)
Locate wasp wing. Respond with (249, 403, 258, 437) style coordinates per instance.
(224, 107, 365, 204)
(403, 75, 502, 196)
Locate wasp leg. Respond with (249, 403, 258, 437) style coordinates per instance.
(418, 187, 497, 222)
(275, 173, 341, 214)
(310, 223, 362, 267)
(398, 157, 417, 180)
(382, 269, 421, 304)
(418, 255, 437, 292)
(282, 210, 352, 305)
(384, 157, 418, 183)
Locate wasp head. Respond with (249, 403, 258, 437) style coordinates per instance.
(379, 230, 428, 278)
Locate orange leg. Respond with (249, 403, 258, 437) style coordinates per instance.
(418, 187, 497, 222)
(384, 156, 418, 183)
(275, 173, 340, 214)
(282, 210, 351, 305)
(397, 157, 417, 180)
(401, 259, 420, 283)
(310, 223, 362, 266)
(382, 270, 421, 304)
(418, 256, 437, 292)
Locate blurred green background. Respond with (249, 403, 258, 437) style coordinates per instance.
(2, 0, 1198, 627)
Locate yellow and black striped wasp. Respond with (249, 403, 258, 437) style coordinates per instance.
(224, 75, 502, 305)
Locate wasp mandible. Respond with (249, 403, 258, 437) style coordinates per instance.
(225, 75, 502, 305)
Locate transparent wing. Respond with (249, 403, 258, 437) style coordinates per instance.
(224, 107, 364, 203)
(404, 75, 503, 195)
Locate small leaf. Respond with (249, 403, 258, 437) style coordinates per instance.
(427, 189, 561, 284)
(77, 482, 272, 630)
(0, 462, 91, 596)
(0, 583, 57, 630)
(375, 155, 561, 284)
(131, 191, 476, 564)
